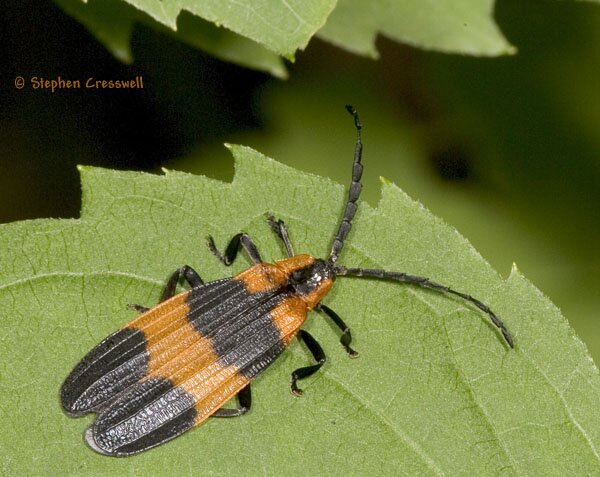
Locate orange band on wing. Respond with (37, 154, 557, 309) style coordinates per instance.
(126, 292, 255, 428)
(125, 292, 212, 377)
(189, 368, 251, 426)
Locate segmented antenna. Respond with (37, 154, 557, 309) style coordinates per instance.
(335, 267, 514, 348)
(329, 105, 364, 263)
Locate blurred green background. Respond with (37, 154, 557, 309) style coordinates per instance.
(3, 0, 599, 360)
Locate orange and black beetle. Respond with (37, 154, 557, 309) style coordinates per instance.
(61, 106, 513, 456)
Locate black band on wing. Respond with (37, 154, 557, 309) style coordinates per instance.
(88, 377, 197, 456)
(185, 282, 287, 379)
(61, 328, 149, 416)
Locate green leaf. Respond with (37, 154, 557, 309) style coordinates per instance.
(53, 0, 287, 77)
(174, 12, 288, 79)
(168, 0, 337, 58)
(54, 0, 135, 63)
(318, 0, 515, 56)
(55, 0, 336, 59)
(53, 0, 600, 75)
(1, 147, 599, 474)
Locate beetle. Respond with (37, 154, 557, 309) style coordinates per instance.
(60, 106, 513, 456)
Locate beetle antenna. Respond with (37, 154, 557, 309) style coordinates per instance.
(329, 105, 363, 264)
(335, 266, 514, 348)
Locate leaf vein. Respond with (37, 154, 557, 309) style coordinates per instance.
(0, 271, 163, 293)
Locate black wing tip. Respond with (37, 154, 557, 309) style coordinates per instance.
(85, 423, 181, 457)
(60, 382, 89, 417)
(62, 406, 88, 418)
(85, 427, 126, 457)
(86, 425, 146, 457)
(59, 327, 150, 417)
(85, 427, 110, 455)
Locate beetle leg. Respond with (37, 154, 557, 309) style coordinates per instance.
(126, 304, 150, 313)
(266, 214, 294, 257)
(290, 330, 326, 396)
(212, 384, 252, 417)
(316, 304, 358, 357)
(207, 233, 263, 265)
(161, 265, 204, 301)
(127, 266, 203, 311)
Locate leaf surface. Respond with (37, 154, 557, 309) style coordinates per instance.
(53, 0, 517, 75)
(57, 0, 336, 58)
(54, 0, 287, 77)
(318, 0, 514, 56)
(1, 147, 599, 475)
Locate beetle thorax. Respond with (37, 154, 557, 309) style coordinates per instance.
(275, 256, 334, 309)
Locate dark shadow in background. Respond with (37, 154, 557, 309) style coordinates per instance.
(1, 0, 266, 222)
